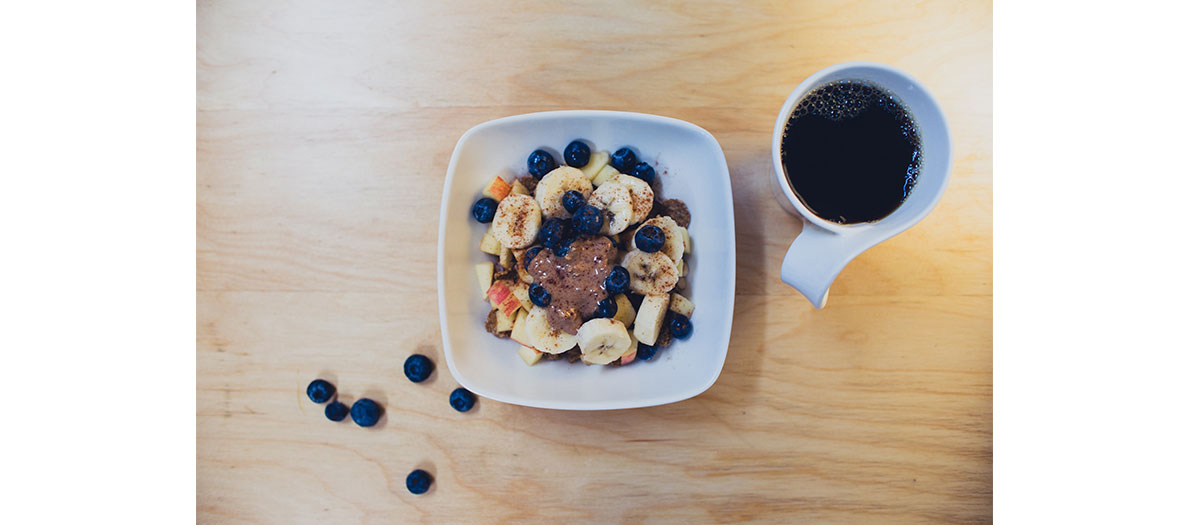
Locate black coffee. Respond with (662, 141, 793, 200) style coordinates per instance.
(781, 80, 921, 224)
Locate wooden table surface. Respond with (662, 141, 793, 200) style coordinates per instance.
(197, 1, 992, 522)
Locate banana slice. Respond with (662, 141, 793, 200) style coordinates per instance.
(588, 180, 634, 235)
(612, 175, 654, 225)
(577, 318, 632, 365)
(491, 194, 542, 249)
(525, 307, 578, 354)
(633, 216, 683, 264)
(533, 166, 593, 219)
(621, 250, 678, 295)
(581, 150, 610, 180)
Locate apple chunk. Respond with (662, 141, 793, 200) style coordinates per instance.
(487, 280, 521, 317)
(479, 231, 502, 255)
(669, 292, 694, 318)
(618, 350, 637, 365)
(511, 179, 529, 195)
(482, 175, 512, 202)
(510, 280, 533, 311)
(509, 309, 531, 346)
(612, 293, 636, 327)
(517, 345, 543, 366)
(475, 262, 494, 298)
(495, 309, 515, 332)
(499, 245, 513, 269)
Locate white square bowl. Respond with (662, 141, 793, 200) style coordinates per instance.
(436, 110, 735, 410)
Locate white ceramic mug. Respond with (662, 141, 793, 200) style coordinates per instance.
(772, 62, 953, 308)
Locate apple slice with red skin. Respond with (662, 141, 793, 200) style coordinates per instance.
(483, 175, 512, 202)
(487, 280, 521, 316)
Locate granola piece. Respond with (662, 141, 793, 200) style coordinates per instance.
(485, 308, 499, 335)
(655, 319, 673, 347)
(518, 176, 538, 196)
(492, 265, 516, 282)
(661, 199, 690, 228)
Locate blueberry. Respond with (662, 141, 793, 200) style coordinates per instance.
(306, 379, 335, 404)
(403, 354, 434, 383)
(610, 148, 638, 173)
(636, 343, 657, 361)
(554, 236, 576, 257)
(325, 401, 349, 421)
(669, 313, 693, 339)
(563, 140, 591, 168)
(634, 225, 666, 253)
(406, 469, 433, 495)
(529, 283, 551, 307)
(594, 296, 617, 319)
(571, 205, 603, 235)
(538, 218, 567, 249)
(522, 246, 543, 270)
(528, 150, 557, 178)
(471, 197, 497, 223)
(350, 398, 383, 427)
(559, 218, 577, 239)
(631, 162, 655, 185)
(605, 265, 630, 295)
(562, 190, 587, 213)
(450, 388, 476, 412)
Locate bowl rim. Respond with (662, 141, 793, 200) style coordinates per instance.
(436, 109, 736, 410)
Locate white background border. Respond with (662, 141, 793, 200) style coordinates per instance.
(1, 1, 195, 521)
(996, 0, 1179, 520)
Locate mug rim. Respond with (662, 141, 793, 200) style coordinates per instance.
(771, 61, 952, 236)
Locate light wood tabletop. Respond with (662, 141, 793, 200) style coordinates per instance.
(197, 1, 992, 522)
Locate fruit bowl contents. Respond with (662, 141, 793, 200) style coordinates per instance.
(471, 141, 696, 367)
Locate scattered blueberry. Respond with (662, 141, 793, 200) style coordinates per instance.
(554, 236, 576, 257)
(404, 354, 435, 383)
(406, 469, 433, 495)
(571, 205, 603, 235)
(350, 398, 383, 427)
(538, 218, 567, 249)
(559, 218, 577, 239)
(669, 313, 693, 339)
(325, 401, 349, 421)
(634, 225, 666, 253)
(529, 283, 552, 307)
(562, 190, 587, 213)
(605, 265, 630, 295)
(521, 246, 543, 270)
(471, 197, 497, 223)
(563, 140, 591, 168)
(631, 162, 656, 185)
(610, 147, 638, 174)
(528, 150, 557, 178)
(450, 388, 476, 412)
(594, 296, 617, 319)
(306, 379, 335, 404)
(636, 343, 657, 361)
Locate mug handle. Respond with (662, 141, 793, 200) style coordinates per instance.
(780, 223, 879, 308)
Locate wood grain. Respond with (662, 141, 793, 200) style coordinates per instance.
(197, 0, 992, 522)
